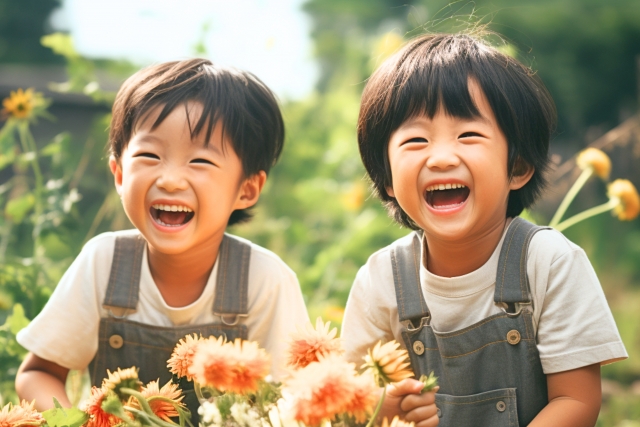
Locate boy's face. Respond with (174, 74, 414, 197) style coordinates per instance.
(386, 80, 532, 244)
(110, 102, 265, 256)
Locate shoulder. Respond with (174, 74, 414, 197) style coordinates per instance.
(82, 229, 141, 255)
(528, 226, 585, 267)
(360, 231, 418, 276)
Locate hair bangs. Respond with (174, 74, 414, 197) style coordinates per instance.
(390, 55, 481, 132)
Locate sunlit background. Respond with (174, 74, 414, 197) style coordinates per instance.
(1, 0, 640, 424)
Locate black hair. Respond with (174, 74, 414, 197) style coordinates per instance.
(357, 33, 557, 229)
(109, 58, 284, 225)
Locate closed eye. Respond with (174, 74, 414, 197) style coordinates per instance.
(459, 132, 484, 139)
(404, 137, 428, 144)
(190, 158, 216, 165)
(134, 152, 159, 159)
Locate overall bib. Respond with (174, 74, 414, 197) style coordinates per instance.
(392, 217, 548, 426)
(89, 233, 251, 423)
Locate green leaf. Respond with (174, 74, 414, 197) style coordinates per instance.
(42, 404, 88, 427)
(0, 119, 17, 152)
(2, 303, 31, 335)
(5, 192, 35, 223)
(419, 371, 439, 393)
(41, 33, 79, 59)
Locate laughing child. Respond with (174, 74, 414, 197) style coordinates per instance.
(15, 59, 309, 417)
(342, 34, 627, 427)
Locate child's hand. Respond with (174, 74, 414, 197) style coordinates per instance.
(381, 378, 440, 427)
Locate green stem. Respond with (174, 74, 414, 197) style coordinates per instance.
(365, 387, 387, 427)
(17, 122, 44, 250)
(554, 198, 619, 232)
(549, 168, 593, 227)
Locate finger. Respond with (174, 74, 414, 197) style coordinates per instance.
(387, 378, 424, 397)
(404, 403, 438, 423)
(415, 413, 440, 427)
(400, 392, 436, 412)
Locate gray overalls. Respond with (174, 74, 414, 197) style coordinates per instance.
(392, 217, 548, 426)
(89, 233, 251, 423)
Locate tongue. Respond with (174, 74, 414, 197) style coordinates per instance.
(430, 188, 468, 208)
(158, 211, 188, 225)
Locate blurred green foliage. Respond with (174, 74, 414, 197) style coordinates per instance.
(0, 0, 639, 423)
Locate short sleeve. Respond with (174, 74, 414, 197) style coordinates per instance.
(244, 245, 309, 381)
(528, 231, 628, 374)
(342, 250, 399, 366)
(16, 234, 116, 370)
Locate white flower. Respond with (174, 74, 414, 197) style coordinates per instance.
(230, 402, 261, 427)
(198, 401, 222, 426)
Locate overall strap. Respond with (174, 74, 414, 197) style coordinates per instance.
(103, 234, 146, 316)
(212, 234, 251, 325)
(391, 232, 429, 329)
(494, 217, 549, 305)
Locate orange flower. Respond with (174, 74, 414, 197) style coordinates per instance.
(168, 333, 204, 381)
(287, 317, 343, 370)
(576, 148, 611, 179)
(190, 337, 270, 394)
(342, 373, 378, 423)
(282, 355, 359, 426)
(83, 386, 120, 427)
(137, 380, 185, 421)
(381, 416, 415, 427)
(362, 341, 413, 386)
(0, 401, 44, 427)
(608, 179, 640, 221)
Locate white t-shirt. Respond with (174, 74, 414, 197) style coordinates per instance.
(17, 230, 310, 380)
(342, 220, 628, 374)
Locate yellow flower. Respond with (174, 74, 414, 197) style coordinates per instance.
(608, 179, 640, 221)
(362, 341, 413, 386)
(576, 148, 611, 179)
(380, 416, 415, 427)
(0, 400, 44, 427)
(2, 89, 35, 119)
(168, 333, 205, 381)
(103, 367, 142, 399)
(286, 317, 343, 370)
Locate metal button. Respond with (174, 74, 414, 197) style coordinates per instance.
(412, 340, 425, 355)
(496, 401, 506, 412)
(437, 408, 442, 418)
(506, 329, 521, 345)
(109, 334, 124, 349)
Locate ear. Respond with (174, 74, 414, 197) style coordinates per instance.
(234, 171, 267, 209)
(109, 155, 124, 196)
(509, 159, 535, 191)
(386, 186, 395, 198)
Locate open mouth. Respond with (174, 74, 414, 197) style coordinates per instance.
(425, 183, 470, 209)
(150, 204, 195, 227)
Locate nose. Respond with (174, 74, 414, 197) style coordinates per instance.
(155, 166, 189, 192)
(425, 141, 460, 171)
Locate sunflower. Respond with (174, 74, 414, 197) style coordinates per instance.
(103, 367, 142, 399)
(2, 89, 35, 120)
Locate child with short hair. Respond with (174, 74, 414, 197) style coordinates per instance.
(15, 59, 309, 417)
(343, 33, 627, 427)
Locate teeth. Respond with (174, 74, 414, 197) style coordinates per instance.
(426, 183, 466, 192)
(152, 204, 193, 212)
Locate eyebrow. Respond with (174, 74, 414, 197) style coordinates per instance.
(135, 133, 224, 156)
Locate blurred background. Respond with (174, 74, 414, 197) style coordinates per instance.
(1, 0, 639, 424)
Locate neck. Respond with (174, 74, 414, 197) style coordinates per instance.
(146, 236, 223, 307)
(424, 218, 508, 277)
